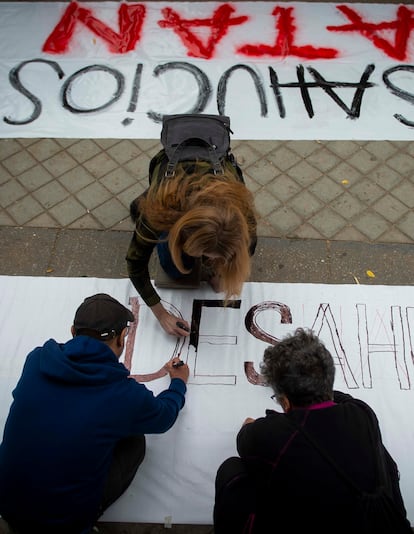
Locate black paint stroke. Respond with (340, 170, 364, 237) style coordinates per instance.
(244, 301, 292, 385)
(244, 301, 292, 345)
(268, 66, 285, 118)
(190, 299, 241, 350)
(307, 63, 375, 119)
(357, 303, 410, 390)
(312, 303, 359, 389)
(147, 61, 212, 123)
(122, 63, 143, 126)
(127, 63, 143, 112)
(217, 64, 268, 117)
(383, 64, 414, 127)
(4, 59, 65, 125)
(189, 299, 241, 386)
(297, 65, 313, 118)
(61, 64, 125, 113)
(270, 63, 376, 119)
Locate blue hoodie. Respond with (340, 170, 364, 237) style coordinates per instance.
(0, 336, 186, 531)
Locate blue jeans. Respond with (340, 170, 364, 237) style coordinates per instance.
(157, 232, 196, 279)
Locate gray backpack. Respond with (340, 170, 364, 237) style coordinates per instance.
(160, 114, 232, 177)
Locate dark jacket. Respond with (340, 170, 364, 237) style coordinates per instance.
(235, 392, 410, 533)
(0, 336, 186, 530)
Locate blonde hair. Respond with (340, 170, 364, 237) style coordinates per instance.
(139, 163, 256, 300)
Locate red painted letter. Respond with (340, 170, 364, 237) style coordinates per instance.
(158, 3, 249, 59)
(238, 6, 338, 59)
(327, 5, 414, 61)
(43, 1, 146, 54)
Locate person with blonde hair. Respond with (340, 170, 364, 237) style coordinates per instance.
(126, 147, 257, 337)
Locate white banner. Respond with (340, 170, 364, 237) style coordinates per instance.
(0, 276, 413, 525)
(1, 2, 414, 139)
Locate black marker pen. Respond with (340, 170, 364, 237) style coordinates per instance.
(176, 321, 190, 332)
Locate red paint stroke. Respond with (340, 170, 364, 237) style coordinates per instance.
(124, 296, 140, 372)
(244, 361, 266, 386)
(327, 5, 414, 61)
(158, 3, 249, 59)
(43, 1, 146, 54)
(130, 366, 169, 383)
(238, 6, 338, 60)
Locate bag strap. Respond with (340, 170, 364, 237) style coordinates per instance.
(165, 138, 223, 177)
(287, 415, 364, 495)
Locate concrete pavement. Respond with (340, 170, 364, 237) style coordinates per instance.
(1, 137, 413, 290)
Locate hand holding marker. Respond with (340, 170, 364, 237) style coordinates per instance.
(176, 321, 190, 333)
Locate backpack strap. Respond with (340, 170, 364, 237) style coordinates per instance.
(165, 137, 223, 177)
(287, 415, 363, 495)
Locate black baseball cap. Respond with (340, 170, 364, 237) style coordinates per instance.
(73, 293, 134, 339)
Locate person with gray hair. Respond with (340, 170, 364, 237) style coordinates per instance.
(214, 328, 411, 533)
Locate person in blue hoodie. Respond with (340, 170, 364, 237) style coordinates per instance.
(0, 293, 189, 534)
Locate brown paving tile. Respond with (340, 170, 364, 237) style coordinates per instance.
(75, 182, 112, 210)
(286, 160, 322, 187)
(245, 159, 279, 186)
(395, 211, 414, 240)
(100, 168, 136, 194)
(82, 153, 118, 178)
(0, 180, 27, 207)
(286, 140, 321, 158)
(370, 165, 403, 191)
(0, 139, 22, 159)
(106, 140, 142, 164)
(42, 152, 78, 177)
(26, 139, 62, 161)
(49, 197, 88, 226)
(2, 151, 37, 176)
(58, 167, 96, 193)
(267, 175, 301, 202)
(66, 140, 102, 163)
(7, 195, 44, 224)
(0, 164, 14, 185)
(391, 181, 414, 208)
(266, 146, 302, 171)
(309, 176, 343, 203)
(123, 153, 153, 180)
(306, 147, 341, 173)
(308, 208, 347, 238)
(267, 206, 303, 234)
(373, 195, 410, 223)
(91, 198, 129, 227)
(289, 190, 323, 218)
(32, 181, 70, 209)
(254, 188, 281, 216)
(17, 166, 54, 191)
(386, 153, 414, 176)
(353, 211, 391, 241)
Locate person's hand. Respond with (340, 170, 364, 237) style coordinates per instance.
(242, 417, 255, 426)
(165, 357, 190, 383)
(151, 303, 190, 337)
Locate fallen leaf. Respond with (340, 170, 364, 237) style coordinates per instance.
(341, 179, 349, 185)
(46, 268, 54, 273)
(366, 270, 375, 278)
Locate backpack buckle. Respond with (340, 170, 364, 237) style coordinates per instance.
(165, 162, 176, 178)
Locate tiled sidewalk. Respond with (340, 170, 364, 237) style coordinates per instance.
(1, 138, 414, 245)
